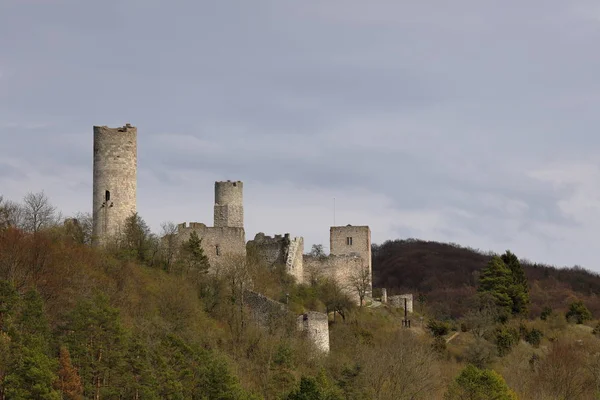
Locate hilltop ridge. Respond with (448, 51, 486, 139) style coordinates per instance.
(373, 238, 600, 318)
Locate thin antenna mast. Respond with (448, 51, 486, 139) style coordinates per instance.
(333, 197, 336, 226)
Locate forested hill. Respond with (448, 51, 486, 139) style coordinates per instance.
(372, 238, 600, 319)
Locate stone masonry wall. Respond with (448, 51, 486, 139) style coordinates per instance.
(297, 312, 330, 353)
(286, 236, 304, 283)
(303, 254, 365, 304)
(244, 289, 329, 353)
(247, 233, 289, 266)
(176, 222, 246, 270)
(214, 181, 243, 228)
(388, 294, 414, 313)
(247, 233, 304, 283)
(92, 124, 137, 246)
(243, 289, 291, 330)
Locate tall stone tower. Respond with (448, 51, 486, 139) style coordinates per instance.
(214, 180, 243, 228)
(330, 225, 372, 295)
(92, 124, 137, 246)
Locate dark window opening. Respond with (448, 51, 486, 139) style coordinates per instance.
(105, 190, 111, 202)
(216, 245, 220, 256)
(346, 237, 353, 246)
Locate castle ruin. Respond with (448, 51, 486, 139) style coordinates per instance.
(90, 123, 409, 353)
(175, 181, 247, 270)
(246, 233, 304, 283)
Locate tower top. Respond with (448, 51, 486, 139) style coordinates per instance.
(93, 124, 136, 133)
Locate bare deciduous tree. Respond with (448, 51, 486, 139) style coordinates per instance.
(0, 196, 23, 229)
(159, 221, 180, 272)
(356, 330, 442, 400)
(348, 264, 372, 307)
(64, 212, 93, 245)
(21, 191, 58, 233)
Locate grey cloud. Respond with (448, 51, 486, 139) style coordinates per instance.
(2, 0, 600, 268)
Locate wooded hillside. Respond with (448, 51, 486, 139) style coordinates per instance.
(373, 238, 600, 319)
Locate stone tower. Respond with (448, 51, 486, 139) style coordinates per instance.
(92, 124, 137, 246)
(330, 225, 372, 296)
(214, 180, 243, 228)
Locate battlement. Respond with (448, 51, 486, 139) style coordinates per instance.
(250, 232, 293, 244)
(177, 222, 208, 230)
(93, 123, 137, 134)
(215, 180, 243, 187)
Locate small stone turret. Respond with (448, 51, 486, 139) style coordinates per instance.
(214, 180, 243, 228)
(92, 124, 137, 246)
(297, 312, 330, 353)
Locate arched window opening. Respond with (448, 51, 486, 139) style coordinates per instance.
(105, 190, 111, 202)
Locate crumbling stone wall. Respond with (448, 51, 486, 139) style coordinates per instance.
(92, 124, 137, 246)
(176, 222, 246, 270)
(297, 312, 330, 353)
(247, 233, 304, 283)
(247, 233, 289, 266)
(244, 289, 329, 353)
(388, 294, 413, 313)
(286, 236, 304, 283)
(243, 289, 291, 332)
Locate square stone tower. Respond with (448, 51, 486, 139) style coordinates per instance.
(330, 225, 371, 271)
(330, 225, 372, 299)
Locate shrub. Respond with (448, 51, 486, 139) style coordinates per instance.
(524, 328, 543, 347)
(495, 327, 519, 357)
(540, 306, 552, 321)
(566, 300, 592, 324)
(427, 320, 450, 337)
(444, 364, 518, 400)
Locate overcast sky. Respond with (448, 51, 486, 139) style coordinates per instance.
(2, 1, 600, 269)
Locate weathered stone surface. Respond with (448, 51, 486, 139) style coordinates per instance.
(388, 294, 414, 312)
(297, 311, 330, 353)
(330, 224, 372, 276)
(244, 289, 329, 353)
(175, 222, 246, 270)
(92, 124, 137, 246)
(214, 181, 243, 228)
(247, 233, 304, 282)
(302, 225, 372, 304)
(243, 289, 290, 329)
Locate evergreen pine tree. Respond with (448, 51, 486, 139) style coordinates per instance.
(0, 280, 19, 334)
(179, 231, 210, 275)
(4, 288, 60, 400)
(477, 256, 513, 315)
(123, 335, 159, 399)
(501, 250, 530, 315)
(62, 293, 128, 399)
(3, 345, 61, 400)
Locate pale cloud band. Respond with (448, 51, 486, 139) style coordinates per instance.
(1, 0, 600, 269)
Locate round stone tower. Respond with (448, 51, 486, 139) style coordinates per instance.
(92, 124, 137, 246)
(214, 180, 243, 228)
